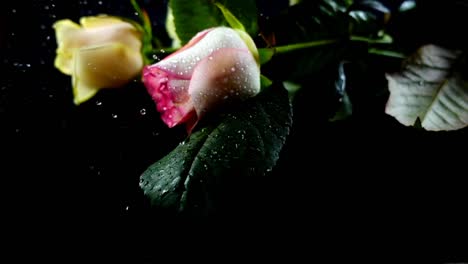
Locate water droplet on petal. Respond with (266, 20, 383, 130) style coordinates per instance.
(208, 57, 213, 60)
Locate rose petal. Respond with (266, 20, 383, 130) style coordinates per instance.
(143, 66, 195, 127)
(53, 19, 81, 75)
(156, 27, 251, 80)
(189, 48, 260, 117)
(73, 43, 143, 104)
(53, 16, 142, 76)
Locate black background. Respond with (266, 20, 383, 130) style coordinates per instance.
(1, 0, 467, 262)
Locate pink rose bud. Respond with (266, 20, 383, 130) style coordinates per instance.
(142, 27, 260, 130)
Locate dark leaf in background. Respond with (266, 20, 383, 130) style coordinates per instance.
(140, 83, 292, 215)
(170, 0, 257, 45)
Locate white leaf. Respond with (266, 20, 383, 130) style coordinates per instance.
(385, 44, 468, 131)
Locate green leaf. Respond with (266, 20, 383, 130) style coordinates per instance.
(214, 2, 245, 32)
(260, 74, 273, 90)
(217, 0, 258, 35)
(169, 0, 224, 45)
(385, 44, 468, 131)
(140, 84, 292, 214)
(258, 48, 275, 65)
(169, 0, 257, 45)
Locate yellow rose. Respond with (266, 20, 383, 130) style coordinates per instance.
(53, 16, 143, 105)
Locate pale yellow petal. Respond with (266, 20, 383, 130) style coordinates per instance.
(80, 20, 142, 53)
(80, 16, 124, 28)
(53, 19, 81, 75)
(72, 43, 143, 104)
(72, 75, 99, 105)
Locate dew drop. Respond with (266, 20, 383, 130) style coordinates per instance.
(139, 108, 146, 115)
(223, 95, 229, 99)
(160, 49, 166, 53)
(231, 67, 236, 72)
(98, 1, 103, 5)
(162, 107, 167, 111)
(11, 9, 16, 14)
(208, 56, 213, 60)
(112, 114, 118, 119)
(96, 101, 102, 106)
(25, 64, 31, 68)
(125, 206, 129, 211)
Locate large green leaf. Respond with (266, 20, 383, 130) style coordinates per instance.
(385, 44, 468, 131)
(140, 84, 292, 214)
(169, 0, 257, 45)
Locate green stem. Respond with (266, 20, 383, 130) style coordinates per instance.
(350, 35, 392, 44)
(274, 39, 339, 54)
(368, 48, 406, 59)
